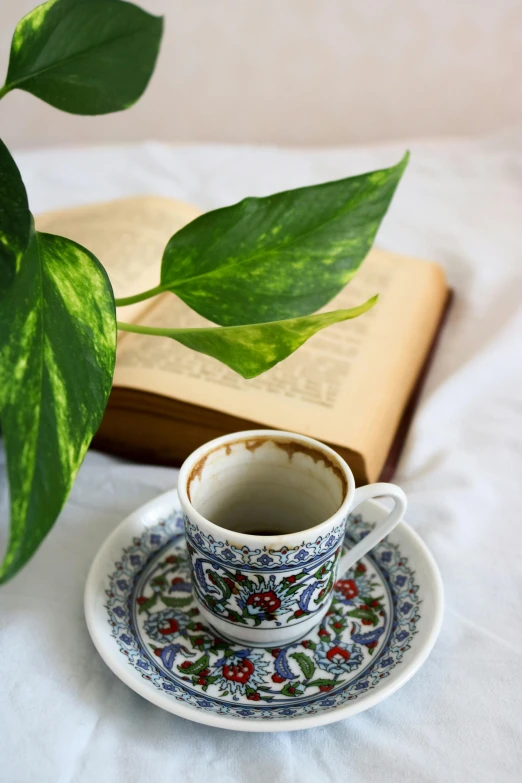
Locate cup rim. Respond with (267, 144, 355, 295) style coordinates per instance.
(177, 429, 355, 543)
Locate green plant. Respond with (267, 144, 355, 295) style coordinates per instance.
(0, 0, 408, 583)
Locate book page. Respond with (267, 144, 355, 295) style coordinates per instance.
(36, 196, 201, 323)
(114, 249, 447, 480)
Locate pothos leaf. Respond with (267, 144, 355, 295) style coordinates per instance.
(0, 139, 31, 292)
(160, 154, 408, 325)
(126, 296, 377, 379)
(0, 227, 116, 583)
(3, 0, 163, 115)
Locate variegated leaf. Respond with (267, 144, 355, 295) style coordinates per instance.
(0, 226, 116, 582)
(0, 138, 31, 293)
(120, 296, 377, 379)
(160, 155, 408, 325)
(2, 0, 163, 115)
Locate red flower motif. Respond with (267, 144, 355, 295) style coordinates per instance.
(367, 641, 378, 649)
(335, 579, 358, 600)
(154, 648, 163, 656)
(362, 619, 373, 626)
(318, 628, 329, 638)
(294, 609, 304, 618)
(235, 572, 246, 581)
(180, 661, 192, 669)
(286, 575, 296, 584)
(301, 640, 310, 648)
(137, 596, 148, 605)
(166, 555, 177, 564)
(247, 692, 261, 701)
(272, 673, 285, 683)
(222, 658, 255, 685)
(247, 590, 281, 614)
(224, 577, 235, 590)
(171, 576, 184, 585)
(326, 645, 351, 663)
(158, 618, 179, 635)
(271, 648, 281, 658)
(355, 562, 366, 575)
(319, 684, 333, 692)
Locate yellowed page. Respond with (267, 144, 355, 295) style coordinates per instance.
(114, 249, 447, 479)
(36, 196, 201, 323)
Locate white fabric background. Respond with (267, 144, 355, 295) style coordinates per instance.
(1, 133, 522, 781)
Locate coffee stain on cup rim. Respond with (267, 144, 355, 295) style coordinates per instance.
(186, 435, 348, 503)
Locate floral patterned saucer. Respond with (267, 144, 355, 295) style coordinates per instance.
(84, 490, 443, 732)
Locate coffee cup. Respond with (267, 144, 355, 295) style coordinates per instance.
(178, 430, 407, 647)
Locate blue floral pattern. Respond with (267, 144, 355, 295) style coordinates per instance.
(105, 510, 421, 720)
(313, 640, 364, 675)
(184, 515, 346, 569)
(186, 516, 345, 629)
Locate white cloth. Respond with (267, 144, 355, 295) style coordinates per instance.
(1, 132, 522, 782)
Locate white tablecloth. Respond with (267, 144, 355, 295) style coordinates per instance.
(1, 132, 522, 782)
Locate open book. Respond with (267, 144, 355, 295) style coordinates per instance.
(36, 195, 449, 485)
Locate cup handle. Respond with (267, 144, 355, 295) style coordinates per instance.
(337, 483, 407, 575)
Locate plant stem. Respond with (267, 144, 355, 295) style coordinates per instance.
(117, 320, 179, 337)
(0, 84, 10, 101)
(114, 284, 165, 307)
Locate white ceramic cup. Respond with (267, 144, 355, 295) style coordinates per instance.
(178, 430, 407, 647)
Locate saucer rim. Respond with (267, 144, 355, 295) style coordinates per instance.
(84, 489, 444, 733)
